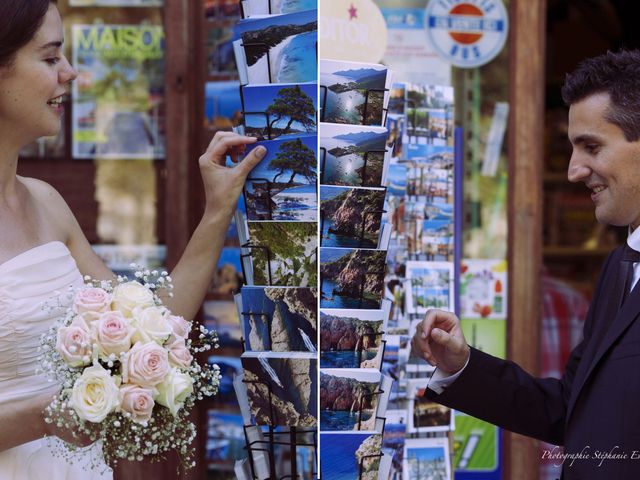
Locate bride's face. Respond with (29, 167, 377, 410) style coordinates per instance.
(0, 4, 77, 145)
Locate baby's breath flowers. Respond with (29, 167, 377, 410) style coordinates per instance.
(39, 267, 220, 472)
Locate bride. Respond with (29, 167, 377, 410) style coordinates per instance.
(0, 1, 266, 478)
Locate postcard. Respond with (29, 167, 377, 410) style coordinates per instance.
(241, 0, 317, 16)
(461, 318, 506, 359)
(382, 409, 407, 479)
(319, 308, 387, 369)
(238, 220, 318, 287)
(406, 84, 454, 111)
(421, 218, 454, 261)
(406, 168, 453, 206)
(386, 113, 405, 159)
(320, 123, 390, 188)
(388, 83, 406, 115)
(403, 437, 451, 480)
(234, 10, 317, 84)
(205, 81, 242, 130)
(237, 286, 318, 352)
(320, 432, 382, 480)
(405, 108, 453, 147)
(206, 410, 247, 469)
(405, 144, 454, 169)
(320, 248, 387, 309)
(454, 412, 499, 470)
(406, 379, 454, 433)
(203, 300, 242, 349)
(242, 83, 317, 140)
(208, 247, 243, 297)
(205, 0, 242, 21)
(460, 259, 507, 319)
(320, 185, 386, 248)
(241, 135, 317, 221)
(241, 351, 318, 426)
(206, 25, 238, 75)
(385, 160, 408, 198)
(405, 261, 454, 314)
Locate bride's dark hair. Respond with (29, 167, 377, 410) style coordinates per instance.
(0, 0, 56, 68)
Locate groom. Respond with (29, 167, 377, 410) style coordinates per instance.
(411, 49, 640, 479)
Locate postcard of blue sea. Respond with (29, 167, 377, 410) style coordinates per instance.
(320, 432, 382, 480)
(242, 0, 317, 16)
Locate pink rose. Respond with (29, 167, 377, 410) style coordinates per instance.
(167, 315, 191, 339)
(73, 288, 112, 315)
(122, 342, 170, 388)
(95, 312, 134, 358)
(166, 337, 193, 369)
(56, 325, 92, 367)
(120, 384, 156, 424)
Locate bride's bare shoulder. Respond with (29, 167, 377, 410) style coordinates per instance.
(17, 176, 75, 221)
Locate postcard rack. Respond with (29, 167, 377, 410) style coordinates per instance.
(241, 377, 318, 479)
(242, 177, 276, 220)
(240, 243, 274, 285)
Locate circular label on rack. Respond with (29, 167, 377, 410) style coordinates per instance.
(424, 0, 509, 68)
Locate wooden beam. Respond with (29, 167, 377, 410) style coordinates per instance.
(506, 0, 546, 479)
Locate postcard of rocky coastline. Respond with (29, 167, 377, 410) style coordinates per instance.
(241, 83, 317, 141)
(405, 261, 454, 315)
(319, 308, 388, 369)
(241, 0, 317, 17)
(320, 123, 391, 188)
(241, 135, 317, 221)
(236, 286, 317, 352)
(320, 59, 393, 127)
(319, 247, 387, 309)
(241, 351, 317, 427)
(320, 185, 387, 249)
(234, 10, 317, 84)
(406, 379, 454, 434)
(403, 437, 451, 480)
(381, 409, 407, 479)
(237, 220, 318, 287)
(320, 432, 382, 480)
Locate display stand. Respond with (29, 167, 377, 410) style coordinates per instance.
(240, 243, 274, 285)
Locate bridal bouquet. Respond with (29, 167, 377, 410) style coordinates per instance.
(39, 268, 220, 471)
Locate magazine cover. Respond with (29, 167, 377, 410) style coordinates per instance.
(404, 261, 454, 314)
(72, 25, 165, 159)
(403, 437, 451, 480)
(241, 135, 317, 221)
(320, 123, 390, 188)
(320, 185, 386, 248)
(241, 352, 318, 426)
(320, 59, 392, 126)
(234, 10, 317, 84)
(238, 286, 318, 352)
(320, 248, 387, 309)
(241, 0, 317, 16)
(242, 83, 317, 140)
(319, 308, 387, 369)
(320, 432, 382, 480)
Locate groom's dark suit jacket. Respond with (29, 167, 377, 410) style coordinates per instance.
(425, 245, 640, 479)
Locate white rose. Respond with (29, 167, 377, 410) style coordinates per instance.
(156, 367, 194, 416)
(111, 281, 155, 318)
(70, 364, 121, 423)
(131, 306, 172, 344)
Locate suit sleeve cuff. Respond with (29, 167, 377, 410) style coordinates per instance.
(427, 354, 470, 394)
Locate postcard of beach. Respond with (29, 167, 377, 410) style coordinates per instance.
(238, 220, 318, 287)
(320, 59, 392, 126)
(241, 83, 317, 140)
(320, 432, 382, 480)
(203, 300, 242, 349)
(405, 261, 454, 314)
(205, 81, 242, 130)
(320, 368, 382, 432)
(459, 259, 507, 319)
(319, 247, 387, 309)
(320, 185, 386, 248)
(240, 135, 317, 221)
(241, 351, 318, 426)
(237, 286, 318, 352)
(403, 437, 451, 480)
(382, 409, 407, 478)
(234, 10, 317, 84)
(206, 410, 247, 470)
(320, 123, 390, 188)
(319, 308, 387, 369)
(406, 379, 454, 433)
(242, 0, 317, 16)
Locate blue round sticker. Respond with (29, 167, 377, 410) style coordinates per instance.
(425, 0, 509, 68)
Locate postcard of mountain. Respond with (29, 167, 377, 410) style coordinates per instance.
(246, 221, 318, 287)
(320, 368, 383, 432)
(241, 351, 317, 426)
(320, 59, 390, 126)
(320, 432, 382, 480)
(319, 308, 387, 369)
(239, 286, 318, 352)
(242, 135, 317, 221)
(242, 0, 317, 16)
(242, 83, 317, 140)
(405, 261, 454, 314)
(320, 248, 386, 309)
(72, 25, 165, 159)
(403, 437, 451, 480)
(320, 123, 389, 188)
(235, 10, 317, 84)
(320, 186, 386, 249)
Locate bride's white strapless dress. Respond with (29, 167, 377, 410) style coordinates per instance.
(0, 241, 113, 479)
